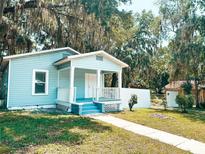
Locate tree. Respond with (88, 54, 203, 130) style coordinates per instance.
(159, 0, 205, 108)
(113, 10, 161, 87)
(0, 0, 132, 87)
(181, 81, 192, 95)
(149, 47, 170, 93)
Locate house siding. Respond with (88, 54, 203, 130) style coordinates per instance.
(59, 69, 70, 88)
(74, 69, 96, 99)
(72, 55, 122, 71)
(8, 50, 74, 108)
(58, 68, 100, 99)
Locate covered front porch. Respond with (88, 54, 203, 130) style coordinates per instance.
(56, 67, 122, 114)
(57, 67, 121, 101)
(53, 51, 127, 114)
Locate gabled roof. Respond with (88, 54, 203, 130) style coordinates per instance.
(165, 80, 202, 91)
(54, 50, 129, 68)
(3, 47, 80, 61)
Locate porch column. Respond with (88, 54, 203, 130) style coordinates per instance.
(118, 69, 122, 99)
(96, 69, 101, 101)
(69, 66, 75, 103)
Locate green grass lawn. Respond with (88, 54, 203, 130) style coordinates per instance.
(0, 110, 188, 154)
(112, 108, 205, 143)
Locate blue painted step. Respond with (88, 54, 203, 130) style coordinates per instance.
(82, 109, 101, 115)
(81, 103, 101, 115)
(83, 106, 99, 110)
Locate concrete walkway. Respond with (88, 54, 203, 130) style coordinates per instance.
(89, 114, 205, 154)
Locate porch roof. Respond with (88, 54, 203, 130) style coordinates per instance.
(53, 50, 129, 68)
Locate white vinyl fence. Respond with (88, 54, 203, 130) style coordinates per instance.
(120, 88, 151, 109)
(166, 91, 179, 107)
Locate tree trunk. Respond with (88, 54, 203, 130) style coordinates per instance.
(55, 14, 63, 48)
(194, 79, 200, 108)
(0, 0, 5, 22)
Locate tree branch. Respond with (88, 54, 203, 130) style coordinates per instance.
(3, 0, 71, 14)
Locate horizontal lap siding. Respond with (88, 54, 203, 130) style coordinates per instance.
(59, 70, 70, 88)
(58, 68, 101, 99)
(72, 55, 122, 71)
(8, 50, 73, 108)
(74, 69, 96, 99)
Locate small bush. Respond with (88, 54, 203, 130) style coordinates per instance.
(181, 82, 192, 95)
(176, 95, 187, 112)
(186, 95, 194, 108)
(128, 94, 138, 111)
(162, 99, 167, 110)
(176, 94, 194, 112)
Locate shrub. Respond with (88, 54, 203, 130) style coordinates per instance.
(181, 82, 192, 95)
(186, 94, 194, 108)
(176, 94, 194, 112)
(128, 94, 138, 111)
(152, 98, 163, 105)
(176, 94, 188, 113)
(162, 98, 167, 110)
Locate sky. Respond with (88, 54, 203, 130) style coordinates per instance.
(119, 0, 159, 15)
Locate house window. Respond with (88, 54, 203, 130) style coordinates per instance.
(32, 69, 49, 95)
(96, 55, 103, 61)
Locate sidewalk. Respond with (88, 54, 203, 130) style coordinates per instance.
(89, 114, 205, 154)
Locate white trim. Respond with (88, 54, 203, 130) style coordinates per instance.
(69, 66, 75, 103)
(97, 100, 121, 105)
(57, 70, 60, 88)
(32, 69, 49, 96)
(3, 47, 80, 61)
(96, 69, 101, 101)
(54, 50, 129, 68)
(70, 66, 120, 73)
(7, 104, 56, 110)
(118, 69, 122, 99)
(6, 59, 11, 108)
(101, 73, 104, 88)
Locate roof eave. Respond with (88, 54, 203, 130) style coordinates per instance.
(3, 47, 80, 61)
(54, 50, 129, 68)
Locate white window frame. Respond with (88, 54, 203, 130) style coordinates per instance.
(32, 69, 49, 95)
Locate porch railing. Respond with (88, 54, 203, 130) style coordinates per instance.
(57, 87, 76, 102)
(98, 87, 120, 100)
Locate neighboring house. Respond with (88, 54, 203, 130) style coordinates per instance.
(165, 81, 205, 107)
(0, 47, 129, 115)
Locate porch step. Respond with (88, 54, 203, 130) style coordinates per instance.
(71, 102, 102, 115)
(83, 105, 99, 110)
(82, 109, 101, 115)
(81, 103, 101, 115)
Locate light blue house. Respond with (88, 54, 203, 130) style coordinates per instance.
(1, 47, 128, 115)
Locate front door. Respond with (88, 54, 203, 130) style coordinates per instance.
(85, 73, 97, 98)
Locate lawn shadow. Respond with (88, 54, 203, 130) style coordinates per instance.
(0, 111, 111, 152)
